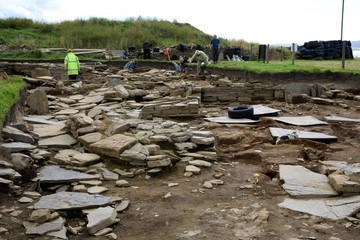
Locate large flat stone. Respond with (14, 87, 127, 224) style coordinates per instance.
(72, 153, 101, 166)
(1, 142, 37, 153)
(38, 134, 77, 148)
(34, 192, 114, 210)
(279, 165, 338, 198)
(2, 126, 34, 144)
(33, 165, 100, 183)
(87, 206, 117, 234)
(25, 217, 64, 235)
(23, 116, 65, 126)
(270, 127, 337, 141)
(90, 134, 138, 158)
(279, 196, 360, 220)
(32, 124, 67, 138)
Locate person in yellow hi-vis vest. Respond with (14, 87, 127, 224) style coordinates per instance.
(64, 49, 80, 80)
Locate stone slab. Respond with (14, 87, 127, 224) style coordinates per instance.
(32, 124, 67, 138)
(269, 127, 337, 141)
(324, 115, 360, 123)
(279, 196, 360, 220)
(38, 134, 77, 148)
(204, 116, 259, 124)
(87, 206, 117, 234)
(34, 192, 114, 210)
(33, 165, 100, 183)
(252, 104, 281, 116)
(25, 217, 64, 235)
(1, 142, 37, 153)
(90, 134, 138, 158)
(23, 116, 65, 126)
(269, 116, 328, 126)
(279, 165, 338, 198)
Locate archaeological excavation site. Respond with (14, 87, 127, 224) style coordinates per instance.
(1, 60, 360, 240)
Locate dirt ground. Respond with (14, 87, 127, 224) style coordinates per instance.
(1, 96, 360, 240)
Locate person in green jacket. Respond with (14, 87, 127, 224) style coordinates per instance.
(64, 49, 80, 80)
(189, 50, 209, 75)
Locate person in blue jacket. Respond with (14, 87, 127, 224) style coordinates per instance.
(124, 59, 138, 70)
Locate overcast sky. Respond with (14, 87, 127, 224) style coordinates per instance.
(0, 0, 359, 45)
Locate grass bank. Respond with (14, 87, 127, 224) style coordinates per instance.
(211, 58, 360, 75)
(0, 77, 25, 128)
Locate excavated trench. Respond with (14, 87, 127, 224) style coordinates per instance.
(1, 60, 360, 239)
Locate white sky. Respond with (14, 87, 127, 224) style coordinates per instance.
(0, 0, 359, 45)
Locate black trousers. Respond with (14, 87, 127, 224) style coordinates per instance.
(212, 49, 219, 62)
(68, 74, 78, 80)
(144, 49, 151, 59)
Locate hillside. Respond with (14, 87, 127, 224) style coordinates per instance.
(0, 17, 230, 51)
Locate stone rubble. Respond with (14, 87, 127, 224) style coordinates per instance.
(1, 61, 360, 239)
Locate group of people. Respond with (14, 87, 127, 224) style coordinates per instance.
(64, 35, 220, 79)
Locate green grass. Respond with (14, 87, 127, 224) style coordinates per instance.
(210, 58, 360, 75)
(0, 77, 25, 128)
(0, 17, 230, 50)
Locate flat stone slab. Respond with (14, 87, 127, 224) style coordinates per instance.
(54, 109, 79, 115)
(90, 134, 138, 158)
(269, 127, 337, 141)
(2, 126, 35, 144)
(34, 192, 115, 210)
(23, 116, 65, 126)
(87, 206, 117, 234)
(33, 165, 100, 183)
(279, 195, 360, 220)
(1, 142, 37, 153)
(279, 165, 338, 198)
(205, 116, 259, 124)
(72, 153, 101, 166)
(79, 95, 104, 104)
(252, 104, 281, 116)
(32, 124, 67, 138)
(25, 217, 65, 235)
(38, 134, 77, 148)
(324, 115, 360, 123)
(269, 116, 328, 126)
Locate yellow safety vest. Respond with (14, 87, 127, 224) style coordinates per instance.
(64, 53, 80, 75)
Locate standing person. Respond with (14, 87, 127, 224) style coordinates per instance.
(189, 50, 209, 75)
(64, 49, 80, 80)
(124, 59, 138, 70)
(211, 35, 220, 63)
(143, 41, 151, 59)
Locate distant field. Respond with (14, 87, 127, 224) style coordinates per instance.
(213, 58, 360, 74)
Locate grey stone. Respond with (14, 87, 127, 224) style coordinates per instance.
(19, 196, 33, 203)
(191, 136, 214, 145)
(88, 186, 108, 194)
(114, 85, 129, 98)
(0, 167, 21, 179)
(185, 165, 201, 174)
(120, 143, 149, 162)
(29, 209, 51, 223)
(11, 153, 33, 171)
(100, 168, 119, 181)
(116, 180, 130, 187)
(38, 134, 77, 148)
(33, 165, 100, 183)
(94, 227, 112, 236)
(34, 192, 116, 210)
(279, 165, 338, 198)
(26, 89, 49, 114)
(78, 125, 96, 135)
(79, 95, 104, 104)
(54, 109, 79, 115)
(90, 134, 138, 158)
(87, 206, 117, 234)
(192, 131, 213, 138)
(32, 124, 67, 138)
(116, 200, 130, 212)
(23, 116, 65, 126)
(188, 160, 212, 168)
(175, 142, 197, 151)
(47, 225, 68, 239)
(25, 217, 64, 235)
(208, 179, 224, 185)
(88, 107, 103, 119)
(279, 196, 360, 220)
(0, 159, 13, 168)
(78, 132, 103, 148)
(2, 126, 34, 144)
(72, 153, 101, 167)
(1, 142, 36, 153)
